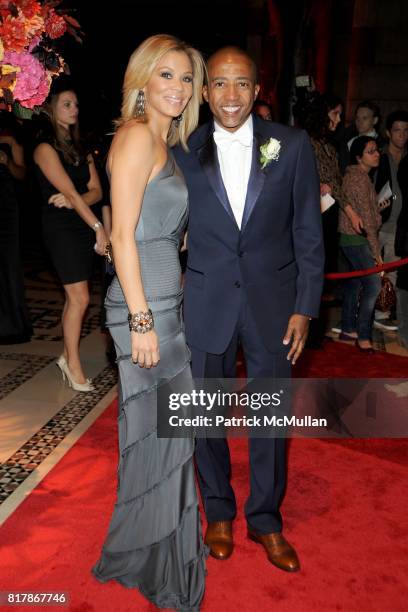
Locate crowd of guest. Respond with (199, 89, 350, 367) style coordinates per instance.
(1, 81, 408, 367)
(294, 93, 408, 353)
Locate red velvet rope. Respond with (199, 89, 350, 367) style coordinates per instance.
(325, 256, 408, 280)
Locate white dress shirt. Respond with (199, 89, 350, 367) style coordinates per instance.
(347, 130, 378, 150)
(213, 116, 253, 229)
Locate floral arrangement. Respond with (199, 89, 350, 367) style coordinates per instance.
(0, 0, 81, 115)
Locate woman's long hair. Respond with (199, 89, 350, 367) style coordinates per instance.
(116, 34, 206, 150)
(41, 83, 85, 164)
(295, 92, 343, 141)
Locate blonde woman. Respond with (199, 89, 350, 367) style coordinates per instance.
(92, 35, 207, 610)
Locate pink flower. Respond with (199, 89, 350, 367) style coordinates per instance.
(3, 50, 51, 108)
(28, 34, 41, 52)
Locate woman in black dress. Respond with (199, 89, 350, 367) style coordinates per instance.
(33, 82, 108, 391)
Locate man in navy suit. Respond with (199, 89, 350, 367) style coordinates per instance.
(174, 47, 324, 572)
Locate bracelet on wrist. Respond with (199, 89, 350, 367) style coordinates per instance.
(92, 221, 102, 232)
(128, 309, 154, 333)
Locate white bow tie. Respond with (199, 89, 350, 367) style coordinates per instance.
(213, 130, 253, 151)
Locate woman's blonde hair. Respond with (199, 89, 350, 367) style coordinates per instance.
(116, 34, 206, 149)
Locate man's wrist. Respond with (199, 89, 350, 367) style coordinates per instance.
(293, 313, 313, 321)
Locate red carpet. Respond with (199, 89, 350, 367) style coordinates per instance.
(294, 338, 408, 378)
(1, 343, 407, 611)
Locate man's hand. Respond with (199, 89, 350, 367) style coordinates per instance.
(283, 314, 310, 365)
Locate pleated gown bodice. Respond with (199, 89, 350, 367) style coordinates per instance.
(107, 153, 188, 309)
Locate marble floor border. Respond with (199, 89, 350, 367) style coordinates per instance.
(0, 384, 117, 526)
(0, 353, 55, 400)
(0, 364, 117, 512)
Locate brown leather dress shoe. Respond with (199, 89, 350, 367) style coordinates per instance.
(247, 529, 300, 572)
(205, 521, 233, 560)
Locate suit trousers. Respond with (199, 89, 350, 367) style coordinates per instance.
(190, 291, 290, 535)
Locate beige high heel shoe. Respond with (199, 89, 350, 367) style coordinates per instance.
(56, 355, 94, 392)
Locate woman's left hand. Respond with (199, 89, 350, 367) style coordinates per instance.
(48, 193, 73, 209)
(376, 256, 385, 277)
(94, 225, 109, 256)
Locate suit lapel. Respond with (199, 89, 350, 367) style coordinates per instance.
(241, 129, 266, 230)
(196, 126, 238, 226)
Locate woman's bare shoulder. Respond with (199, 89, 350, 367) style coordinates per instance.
(33, 142, 58, 163)
(107, 122, 156, 174)
(111, 121, 155, 151)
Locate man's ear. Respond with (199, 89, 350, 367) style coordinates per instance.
(373, 116, 379, 126)
(254, 84, 260, 99)
(202, 85, 209, 103)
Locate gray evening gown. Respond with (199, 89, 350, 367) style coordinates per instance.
(92, 153, 207, 611)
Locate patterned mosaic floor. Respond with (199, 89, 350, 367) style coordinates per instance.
(27, 297, 102, 342)
(0, 253, 117, 521)
(0, 353, 55, 401)
(0, 360, 117, 505)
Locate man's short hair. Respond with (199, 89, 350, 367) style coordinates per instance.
(206, 46, 258, 83)
(355, 100, 380, 119)
(386, 110, 408, 131)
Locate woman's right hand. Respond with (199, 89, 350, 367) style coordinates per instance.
(131, 329, 160, 368)
(95, 225, 108, 256)
(347, 208, 364, 234)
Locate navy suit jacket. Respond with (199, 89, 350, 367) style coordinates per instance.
(173, 114, 324, 355)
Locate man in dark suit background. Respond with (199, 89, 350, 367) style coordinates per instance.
(174, 47, 324, 572)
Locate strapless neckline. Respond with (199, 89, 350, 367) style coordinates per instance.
(105, 152, 175, 184)
(147, 154, 175, 187)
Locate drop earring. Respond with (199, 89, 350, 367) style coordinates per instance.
(135, 90, 145, 117)
(175, 113, 183, 126)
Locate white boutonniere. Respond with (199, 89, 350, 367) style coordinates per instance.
(260, 137, 281, 169)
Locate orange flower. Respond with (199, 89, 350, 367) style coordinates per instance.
(0, 15, 29, 52)
(25, 14, 45, 39)
(20, 0, 42, 20)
